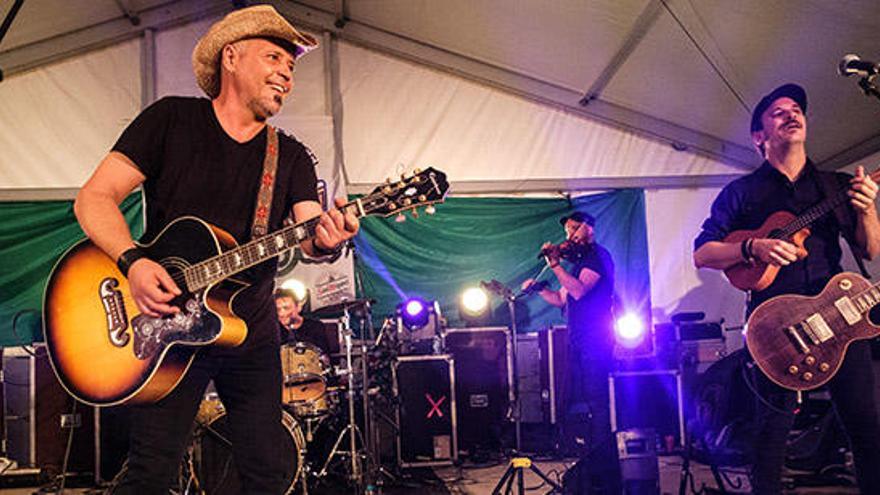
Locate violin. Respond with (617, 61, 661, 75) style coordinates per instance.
(538, 240, 589, 262)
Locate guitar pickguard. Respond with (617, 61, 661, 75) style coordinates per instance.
(130, 293, 220, 360)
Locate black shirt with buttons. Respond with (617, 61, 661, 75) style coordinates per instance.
(694, 160, 857, 315)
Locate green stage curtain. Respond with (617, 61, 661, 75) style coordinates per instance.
(0, 194, 143, 346)
(353, 189, 650, 331)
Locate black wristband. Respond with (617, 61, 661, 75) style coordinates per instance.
(313, 240, 343, 257)
(740, 240, 750, 262)
(116, 247, 148, 277)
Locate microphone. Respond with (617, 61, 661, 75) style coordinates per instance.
(839, 54, 879, 77)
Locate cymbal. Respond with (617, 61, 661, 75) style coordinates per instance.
(308, 298, 375, 318)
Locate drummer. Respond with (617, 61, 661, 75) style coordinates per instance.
(275, 288, 335, 353)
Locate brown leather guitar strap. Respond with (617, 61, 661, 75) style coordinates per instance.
(251, 125, 279, 239)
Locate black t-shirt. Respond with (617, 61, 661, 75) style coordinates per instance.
(694, 160, 856, 314)
(565, 242, 615, 348)
(113, 96, 319, 345)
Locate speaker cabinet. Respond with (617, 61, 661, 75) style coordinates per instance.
(3, 345, 94, 476)
(609, 369, 685, 450)
(393, 355, 457, 467)
(442, 327, 512, 453)
(538, 325, 568, 425)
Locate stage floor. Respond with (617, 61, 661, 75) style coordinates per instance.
(433, 455, 858, 494)
(0, 453, 861, 494)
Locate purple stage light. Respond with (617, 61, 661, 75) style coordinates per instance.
(399, 297, 430, 329)
(615, 313, 647, 347)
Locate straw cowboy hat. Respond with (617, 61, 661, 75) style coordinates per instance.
(192, 5, 318, 98)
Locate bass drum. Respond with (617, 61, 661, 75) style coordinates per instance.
(194, 409, 304, 494)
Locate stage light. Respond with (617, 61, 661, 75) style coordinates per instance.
(460, 287, 489, 316)
(615, 313, 647, 347)
(398, 297, 431, 330)
(280, 278, 307, 302)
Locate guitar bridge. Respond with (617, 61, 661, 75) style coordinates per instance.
(787, 326, 811, 354)
(99, 278, 130, 347)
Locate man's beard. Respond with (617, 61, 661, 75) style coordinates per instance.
(248, 95, 282, 121)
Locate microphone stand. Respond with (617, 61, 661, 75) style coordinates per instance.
(483, 279, 562, 495)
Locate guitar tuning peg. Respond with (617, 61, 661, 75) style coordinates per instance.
(395, 213, 406, 223)
(425, 205, 436, 215)
(414, 167, 422, 174)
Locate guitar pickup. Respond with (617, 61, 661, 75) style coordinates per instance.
(803, 313, 834, 344)
(834, 296, 862, 326)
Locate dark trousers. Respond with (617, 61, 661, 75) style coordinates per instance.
(749, 340, 880, 494)
(563, 339, 621, 493)
(113, 339, 284, 494)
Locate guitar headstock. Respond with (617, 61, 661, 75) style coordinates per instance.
(363, 167, 449, 218)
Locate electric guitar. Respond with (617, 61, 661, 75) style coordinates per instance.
(723, 169, 880, 291)
(43, 168, 448, 406)
(745, 271, 880, 391)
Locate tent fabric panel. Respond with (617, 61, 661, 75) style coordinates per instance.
(337, 41, 745, 186)
(0, 40, 141, 189)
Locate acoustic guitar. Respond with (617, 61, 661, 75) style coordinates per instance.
(43, 168, 448, 406)
(723, 169, 880, 291)
(746, 271, 880, 391)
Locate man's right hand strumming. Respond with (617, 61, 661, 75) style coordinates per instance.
(750, 238, 799, 267)
(128, 258, 182, 317)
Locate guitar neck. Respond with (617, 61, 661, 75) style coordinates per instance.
(181, 166, 449, 292)
(183, 201, 361, 291)
(851, 280, 880, 315)
(775, 169, 880, 240)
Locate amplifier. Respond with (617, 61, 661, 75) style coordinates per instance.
(442, 327, 512, 453)
(538, 326, 567, 425)
(3, 345, 95, 475)
(617, 429, 660, 495)
(515, 332, 542, 424)
(393, 355, 457, 467)
(609, 369, 685, 450)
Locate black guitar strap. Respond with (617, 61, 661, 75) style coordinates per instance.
(250, 125, 279, 239)
(816, 169, 871, 278)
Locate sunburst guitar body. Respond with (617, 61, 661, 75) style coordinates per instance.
(42, 167, 449, 406)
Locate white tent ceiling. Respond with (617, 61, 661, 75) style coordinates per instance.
(2, 0, 880, 172)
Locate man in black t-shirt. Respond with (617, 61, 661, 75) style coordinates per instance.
(275, 288, 334, 353)
(73, 6, 358, 493)
(694, 83, 880, 494)
(523, 211, 620, 492)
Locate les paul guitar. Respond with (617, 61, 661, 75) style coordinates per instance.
(723, 169, 880, 291)
(43, 168, 448, 406)
(746, 272, 880, 391)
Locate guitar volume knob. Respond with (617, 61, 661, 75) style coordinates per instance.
(788, 365, 799, 375)
(804, 356, 816, 366)
(802, 372, 814, 381)
(819, 362, 830, 373)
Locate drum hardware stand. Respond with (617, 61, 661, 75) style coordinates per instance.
(482, 279, 563, 495)
(319, 308, 366, 493)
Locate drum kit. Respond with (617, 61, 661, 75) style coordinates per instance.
(183, 298, 391, 494)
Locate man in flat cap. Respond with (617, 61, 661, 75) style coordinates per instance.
(74, 5, 358, 493)
(523, 210, 620, 492)
(694, 83, 880, 493)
